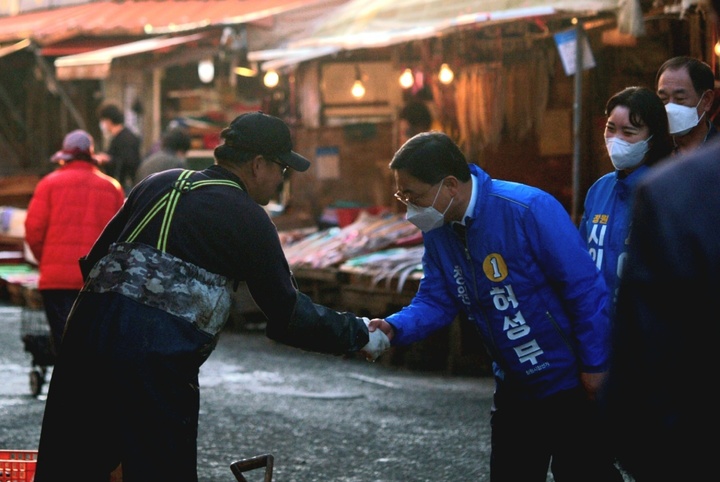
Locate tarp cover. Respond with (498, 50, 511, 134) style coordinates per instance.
(291, 0, 622, 49)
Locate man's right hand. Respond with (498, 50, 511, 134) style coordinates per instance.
(359, 318, 393, 361)
(367, 318, 394, 341)
(95, 152, 110, 164)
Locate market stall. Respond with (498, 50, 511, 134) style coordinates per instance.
(281, 209, 490, 375)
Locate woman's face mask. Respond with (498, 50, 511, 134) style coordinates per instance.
(605, 136, 651, 171)
(665, 95, 705, 136)
(405, 182, 453, 233)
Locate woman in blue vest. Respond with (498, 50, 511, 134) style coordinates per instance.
(579, 86, 672, 314)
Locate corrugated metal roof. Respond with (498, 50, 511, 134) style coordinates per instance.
(45, 0, 352, 79)
(0, 0, 329, 46)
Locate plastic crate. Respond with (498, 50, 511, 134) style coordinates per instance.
(0, 450, 37, 482)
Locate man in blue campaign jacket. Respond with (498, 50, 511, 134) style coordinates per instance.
(368, 132, 622, 481)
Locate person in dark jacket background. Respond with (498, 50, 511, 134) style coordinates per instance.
(96, 103, 142, 193)
(135, 126, 192, 182)
(603, 108, 720, 482)
(398, 99, 434, 146)
(24, 129, 125, 354)
(601, 4, 720, 481)
(367, 132, 622, 481)
(34, 112, 388, 482)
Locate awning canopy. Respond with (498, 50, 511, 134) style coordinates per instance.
(0, 0, 331, 46)
(0, 39, 31, 59)
(251, 0, 622, 71)
(54, 33, 211, 80)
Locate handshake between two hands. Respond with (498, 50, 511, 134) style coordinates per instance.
(359, 317, 392, 362)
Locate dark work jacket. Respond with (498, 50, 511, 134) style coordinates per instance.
(106, 126, 141, 185)
(34, 165, 369, 482)
(602, 139, 720, 481)
(81, 165, 369, 355)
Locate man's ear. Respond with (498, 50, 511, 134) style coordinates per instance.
(702, 89, 716, 113)
(443, 176, 460, 196)
(249, 154, 265, 176)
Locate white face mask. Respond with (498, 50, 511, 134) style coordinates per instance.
(665, 97, 705, 136)
(605, 136, 651, 171)
(406, 183, 453, 233)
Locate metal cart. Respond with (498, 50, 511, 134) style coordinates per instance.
(20, 306, 55, 397)
(230, 454, 274, 482)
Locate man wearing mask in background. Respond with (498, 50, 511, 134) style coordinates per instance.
(656, 55, 717, 155)
(95, 103, 142, 193)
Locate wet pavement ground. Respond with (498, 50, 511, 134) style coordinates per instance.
(0, 304, 497, 481)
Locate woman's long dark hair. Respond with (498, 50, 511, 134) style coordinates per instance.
(605, 86, 673, 166)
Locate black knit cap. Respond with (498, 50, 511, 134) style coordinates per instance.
(220, 111, 310, 172)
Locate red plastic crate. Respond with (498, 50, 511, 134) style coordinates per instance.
(0, 450, 37, 482)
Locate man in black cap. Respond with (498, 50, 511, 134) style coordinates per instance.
(34, 112, 389, 482)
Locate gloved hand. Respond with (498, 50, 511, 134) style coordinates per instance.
(359, 317, 390, 362)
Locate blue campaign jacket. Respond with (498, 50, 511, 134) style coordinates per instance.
(387, 164, 610, 400)
(578, 165, 650, 312)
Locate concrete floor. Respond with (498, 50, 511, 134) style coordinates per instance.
(0, 303, 496, 481)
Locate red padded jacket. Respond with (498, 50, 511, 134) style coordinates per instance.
(24, 160, 125, 290)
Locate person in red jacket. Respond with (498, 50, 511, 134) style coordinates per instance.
(24, 129, 125, 354)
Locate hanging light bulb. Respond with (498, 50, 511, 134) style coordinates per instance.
(198, 59, 215, 83)
(264, 70, 279, 88)
(399, 68, 414, 89)
(235, 66, 258, 77)
(351, 65, 366, 99)
(715, 41, 720, 57)
(438, 63, 454, 85)
(351, 79, 366, 98)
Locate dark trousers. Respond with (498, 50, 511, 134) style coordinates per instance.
(35, 291, 211, 482)
(490, 386, 623, 482)
(40, 289, 79, 355)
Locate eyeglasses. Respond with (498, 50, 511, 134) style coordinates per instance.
(267, 157, 289, 176)
(394, 180, 441, 206)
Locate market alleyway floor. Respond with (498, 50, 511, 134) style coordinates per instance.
(1, 304, 633, 482)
